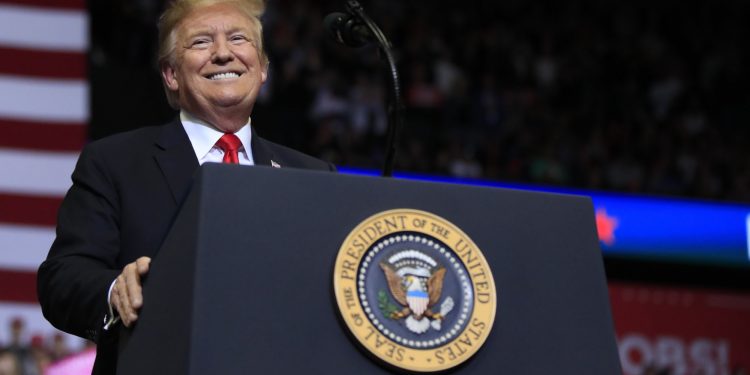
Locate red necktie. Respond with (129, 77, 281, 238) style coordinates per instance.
(215, 133, 242, 164)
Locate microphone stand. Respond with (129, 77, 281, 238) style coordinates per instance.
(344, 0, 403, 177)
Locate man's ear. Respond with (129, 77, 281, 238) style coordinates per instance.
(161, 62, 179, 91)
(261, 65, 268, 84)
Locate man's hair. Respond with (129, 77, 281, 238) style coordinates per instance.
(157, 0, 269, 109)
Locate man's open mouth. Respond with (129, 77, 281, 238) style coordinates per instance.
(206, 72, 242, 80)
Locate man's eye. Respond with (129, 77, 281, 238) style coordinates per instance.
(230, 35, 248, 43)
(191, 39, 210, 48)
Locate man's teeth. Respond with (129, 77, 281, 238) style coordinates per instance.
(208, 72, 240, 80)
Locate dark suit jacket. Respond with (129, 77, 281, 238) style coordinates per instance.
(37, 119, 334, 374)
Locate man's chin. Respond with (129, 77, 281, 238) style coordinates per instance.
(180, 93, 256, 119)
(186, 97, 243, 112)
(209, 92, 254, 107)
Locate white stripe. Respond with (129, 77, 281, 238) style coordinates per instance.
(0, 74, 88, 123)
(0, 148, 77, 196)
(0, 224, 54, 271)
(0, 4, 87, 52)
(0, 302, 86, 350)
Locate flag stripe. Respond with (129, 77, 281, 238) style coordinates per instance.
(0, 224, 54, 271)
(0, 4, 87, 52)
(0, 46, 85, 79)
(0, 148, 77, 196)
(0, 75, 87, 123)
(0, 0, 88, 345)
(0, 118, 86, 151)
(0, 269, 37, 303)
(0, 0, 85, 10)
(0, 193, 62, 227)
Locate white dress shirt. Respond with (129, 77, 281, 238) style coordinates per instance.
(180, 110, 255, 166)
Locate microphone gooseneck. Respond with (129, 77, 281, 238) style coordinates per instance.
(323, 1, 403, 178)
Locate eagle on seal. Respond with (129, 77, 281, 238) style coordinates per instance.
(380, 262, 453, 333)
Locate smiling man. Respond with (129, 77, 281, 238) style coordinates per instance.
(37, 0, 334, 373)
(161, 0, 268, 132)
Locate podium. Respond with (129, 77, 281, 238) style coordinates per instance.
(117, 164, 621, 374)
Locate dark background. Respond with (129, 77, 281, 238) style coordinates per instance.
(89, 0, 750, 288)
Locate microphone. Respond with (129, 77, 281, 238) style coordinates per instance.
(323, 12, 372, 48)
(323, 2, 403, 177)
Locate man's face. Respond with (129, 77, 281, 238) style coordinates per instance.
(162, 3, 267, 128)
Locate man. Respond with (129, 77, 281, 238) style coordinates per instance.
(37, 0, 334, 373)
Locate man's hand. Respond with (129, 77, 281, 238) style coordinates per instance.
(111, 256, 151, 327)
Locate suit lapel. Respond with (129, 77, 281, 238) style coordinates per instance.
(251, 127, 276, 167)
(154, 119, 199, 205)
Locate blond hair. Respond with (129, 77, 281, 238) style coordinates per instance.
(157, 0, 269, 108)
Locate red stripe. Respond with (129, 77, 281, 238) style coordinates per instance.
(0, 118, 86, 151)
(0, 193, 62, 227)
(0, 268, 37, 303)
(0, 46, 85, 79)
(0, 0, 85, 10)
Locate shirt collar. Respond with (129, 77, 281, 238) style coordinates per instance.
(179, 110, 254, 162)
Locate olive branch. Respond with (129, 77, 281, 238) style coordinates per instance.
(378, 290, 400, 319)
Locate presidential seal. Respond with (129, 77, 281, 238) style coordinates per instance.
(333, 209, 497, 372)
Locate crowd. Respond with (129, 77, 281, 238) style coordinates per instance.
(259, 0, 749, 202)
(0, 318, 89, 375)
(90, 0, 749, 202)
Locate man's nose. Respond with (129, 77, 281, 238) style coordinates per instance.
(211, 38, 234, 63)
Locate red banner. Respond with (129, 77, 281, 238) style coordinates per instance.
(610, 282, 750, 375)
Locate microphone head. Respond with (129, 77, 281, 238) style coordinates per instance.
(323, 12, 348, 44)
(323, 12, 369, 48)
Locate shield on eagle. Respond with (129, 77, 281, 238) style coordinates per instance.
(379, 249, 452, 334)
(406, 289, 429, 316)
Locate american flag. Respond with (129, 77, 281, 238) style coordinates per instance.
(0, 0, 87, 348)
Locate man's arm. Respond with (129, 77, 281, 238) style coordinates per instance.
(37, 144, 125, 342)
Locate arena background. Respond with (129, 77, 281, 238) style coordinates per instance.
(1, 0, 748, 374)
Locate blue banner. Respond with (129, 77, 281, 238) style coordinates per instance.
(340, 167, 750, 266)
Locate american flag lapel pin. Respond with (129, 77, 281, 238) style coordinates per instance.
(271, 160, 281, 168)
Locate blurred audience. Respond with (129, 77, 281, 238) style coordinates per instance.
(1, 318, 92, 375)
(90, 0, 750, 202)
(0, 349, 21, 375)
